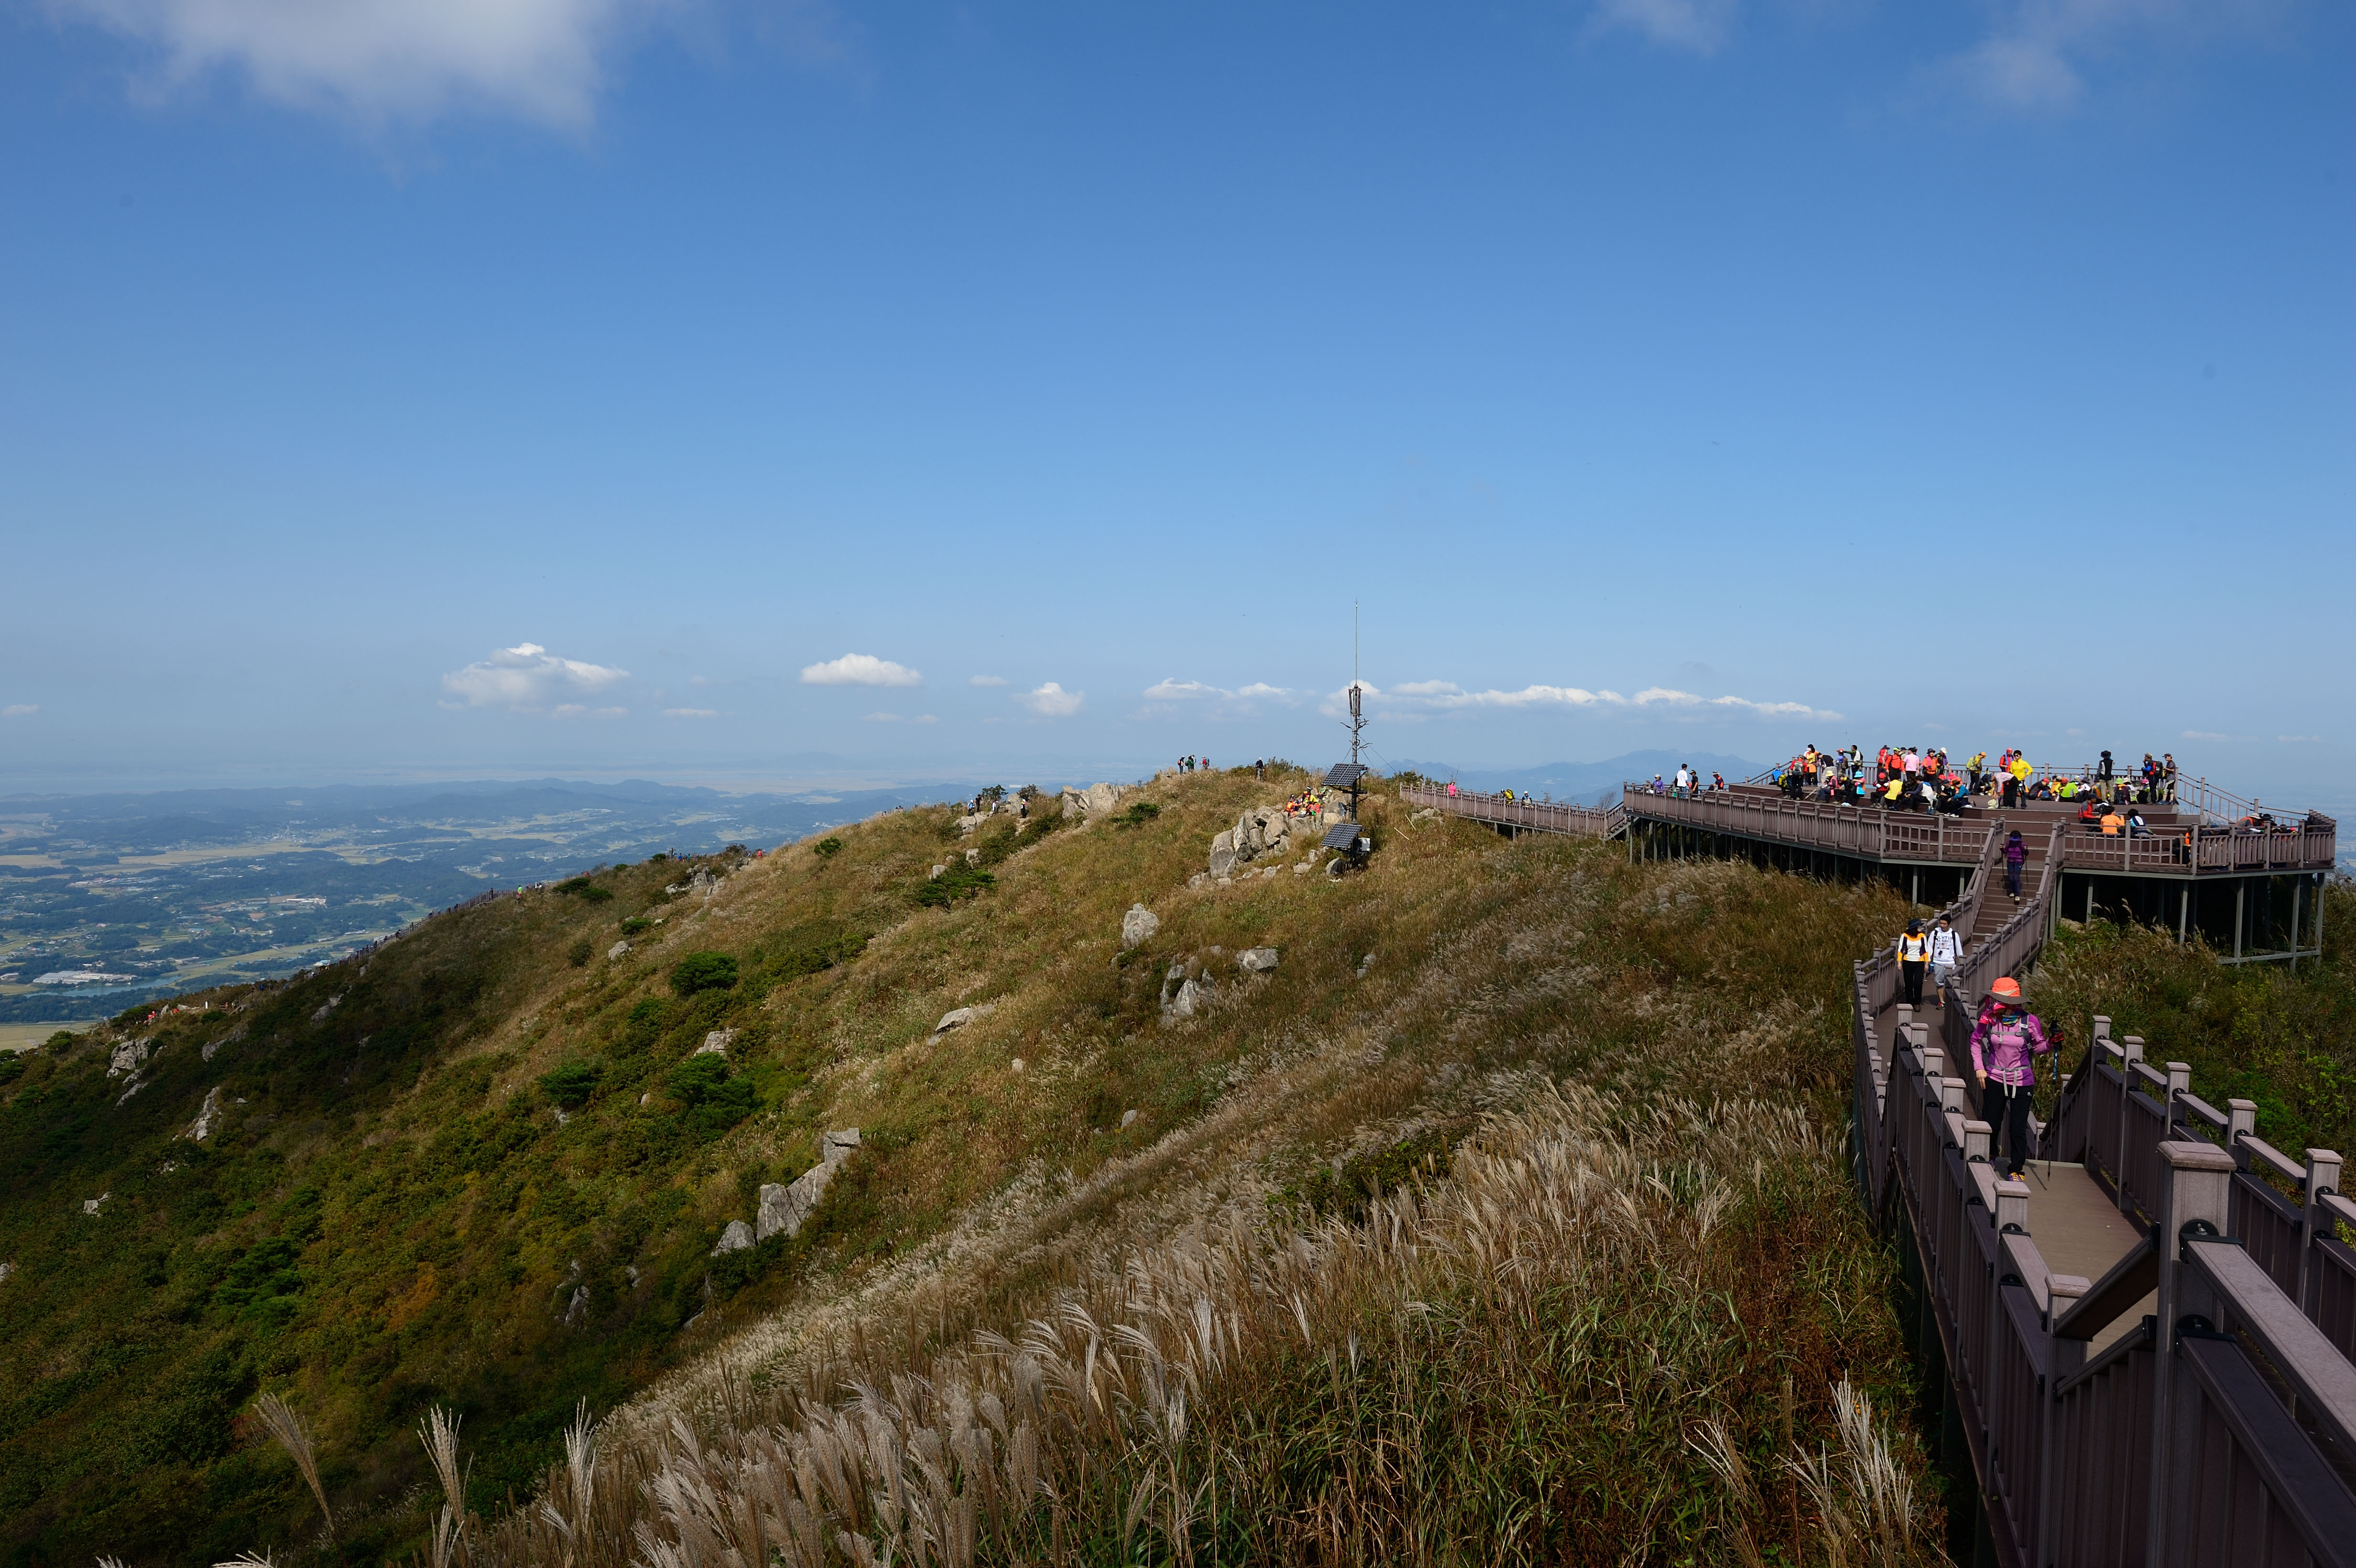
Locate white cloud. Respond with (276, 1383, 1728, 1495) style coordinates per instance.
(2279, 735, 2323, 743)
(1942, 0, 2283, 113)
(801, 653, 922, 687)
(1143, 678, 1223, 700)
(551, 703, 626, 719)
(661, 707, 718, 719)
(968, 675, 1009, 687)
(2182, 730, 2231, 741)
(1592, 0, 1738, 53)
(863, 712, 940, 724)
(0, 704, 34, 718)
(53, 0, 668, 129)
(1347, 677, 1838, 722)
(441, 642, 628, 712)
(1141, 678, 1297, 707)
(1019, 682, 1084, 718)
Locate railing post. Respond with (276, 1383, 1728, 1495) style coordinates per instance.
(1963, 1119, 1991, 1165)
(1994, 1175, 2028, 1235)
(2301, 1148, 2344, 1316)
(2227, 1098, 2257, 1162)
(2092, 1014, 2112, 1045)
(2148, 1139, 2236, 1566)
(2115, 1037, 2145, 1215)
(2041, 1273, 2091, 1568)
(2166, 1061, 2191, 1133)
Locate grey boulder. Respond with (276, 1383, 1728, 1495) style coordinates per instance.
(1121, 904, 1160, 948)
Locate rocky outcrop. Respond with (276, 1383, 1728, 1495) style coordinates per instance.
(185, 1087, 224, 1140)
(1206, 804, 1302, 877)
(1160, 962, 1212, 1022)
(1061, 783, 1123, 819)
(1239, 947, 1279, 974)
(695, 1029, 734, 1057)
(608, 940, 632, 961)
(1121, 904, 1160, 949)
(107, 1038, 151, 1078)
(1208, 833, 1238, 878)
(755, 1128, 863, 1242)
(933, 1004, 994, 1036)
(710, 1220, 754, 1255)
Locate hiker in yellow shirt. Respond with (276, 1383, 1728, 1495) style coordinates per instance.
(1897, 919, 1931, 1007)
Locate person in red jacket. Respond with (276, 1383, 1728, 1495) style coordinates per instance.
(1970, 976, 2052, 1180)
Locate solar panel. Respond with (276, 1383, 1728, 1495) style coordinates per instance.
(1320, 822, 1367, 852)
(1322, 763, 1368, 789)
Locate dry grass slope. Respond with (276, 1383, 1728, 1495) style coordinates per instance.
(379, 773, 1945, 1565)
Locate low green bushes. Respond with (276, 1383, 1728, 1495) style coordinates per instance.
(669, 952, 739, 996)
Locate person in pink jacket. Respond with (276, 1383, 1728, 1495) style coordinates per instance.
(1970, 976, 2052, 1179)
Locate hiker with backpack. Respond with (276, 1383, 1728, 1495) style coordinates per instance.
(2003, 829, 2027, 899)
(1928, 914, 1963, 1006)
(1970, 977, 2052, 1181)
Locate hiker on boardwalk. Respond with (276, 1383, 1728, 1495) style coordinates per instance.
(1928, 915, 1963, 1006)
(1897, 919, 1931, 1007)
(1970, 977, 2052, 1181)
(2004, 828, 2027, 898)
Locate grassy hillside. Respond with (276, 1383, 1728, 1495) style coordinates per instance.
(2, 769, 1950, 1565)
(2030, 883, 2356, 1152)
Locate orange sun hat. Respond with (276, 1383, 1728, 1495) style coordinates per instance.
(1990, 977, 2022, 1002)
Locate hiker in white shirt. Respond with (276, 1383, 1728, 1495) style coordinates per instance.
(1928, 915, 1963, 1006)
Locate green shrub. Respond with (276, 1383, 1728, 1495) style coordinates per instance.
(1275, 1128, 1454, 1224)
(1111, 802, 1161, 829)
(567, 937, 594, 968)
(556, 878, 614, 903)
(814, 837, 844, 859)
(915, 864, 995, 908)
(621, 916, 652, 936)
(44, 1031, 76, 1051)
(0, 1055, 22, 1085)
(670, 951, 739, 996)
(665, 1053, 753, 1141)
(539, 1060, 603, 1109)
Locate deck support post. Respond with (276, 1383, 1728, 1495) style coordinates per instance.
(2291, 881, 2303, 971)
(2148, 1140, 2236, 1567)
(2235, 882, 2246, 960)
(2178, 885, 2189, 945)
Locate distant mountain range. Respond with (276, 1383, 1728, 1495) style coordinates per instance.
(1385, 751, 1764, 806)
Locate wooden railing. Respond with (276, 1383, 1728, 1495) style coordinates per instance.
(1620, 787, 2335, 876)
(1397, 784, 1624, 839)
(1623, 784, 1995, 863)
(1860, 967, 2356, 1561)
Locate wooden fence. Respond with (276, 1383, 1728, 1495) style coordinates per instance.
(1396, 784, 1624, 839)
(1625, 786, 1996, 863)
(1855, 887, 2356, 1565)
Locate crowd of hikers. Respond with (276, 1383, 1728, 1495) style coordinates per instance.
(1742, 744, 2185, 811)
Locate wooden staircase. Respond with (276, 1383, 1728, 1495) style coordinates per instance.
(1967, 824, 2048, 953)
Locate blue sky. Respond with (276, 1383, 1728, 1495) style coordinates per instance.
(1, 0, 2349, 802)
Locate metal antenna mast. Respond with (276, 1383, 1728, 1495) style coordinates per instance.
(1348, 600, 1365, 768)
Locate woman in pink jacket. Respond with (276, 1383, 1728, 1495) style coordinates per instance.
(1970, 976, 2052, 1180)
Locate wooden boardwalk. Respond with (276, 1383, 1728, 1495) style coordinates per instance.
(1407, 776, 2356, 1565)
